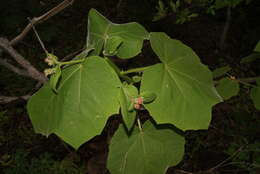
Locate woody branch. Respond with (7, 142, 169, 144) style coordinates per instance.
(0, 0, 75, 103)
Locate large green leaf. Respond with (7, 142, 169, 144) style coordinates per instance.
(107, 121, 185, 174)
(119, 84, 138, 130)
(216, 77, 239, 100)
(27, 84, 61, 136)
(140, 32, 222, 131)
(250, 79, 260, 110)
(86, 9, 149, 59)
(27, 56, 121, 149)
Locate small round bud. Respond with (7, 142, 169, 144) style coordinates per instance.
(134, 97, 143, 105)
(44, 53, 58, 66)
(44, 68, 55, 76)
(134, 103, 141, 110)
(230, 76, 236, 80)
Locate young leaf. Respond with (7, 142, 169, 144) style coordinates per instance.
(49, 65, 61, 93)
(107, 121, 185, 174)
(140, 91, 157, 103)
(216, 77, 239, 100)
(212, 65, 231, 78)
(250, 79, 260, 110)
(119, 84, 138, 130)
(140, 32, 222, 131)
(27, 56, 121, 149)
(86, 9, 149, 59)
(103, 36, 123, 56)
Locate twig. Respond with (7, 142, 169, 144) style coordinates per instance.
(117, 0, 123, 10)
(219, 7, 231, 50)
(60, 48, 84, 61)
(205, 146, 244, 173)
(10, 0, 75, 46)
(239, 76, 260, 83)
(0, 38, 47, 83)
(214, 76, 260, 86)
(28, 18, 48, 54)
(0, 95, 31, 104)
(175, 169, 193, 174)
(0, 59, 30, 77)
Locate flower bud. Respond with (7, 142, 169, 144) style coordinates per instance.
(44, 68, 55, 76)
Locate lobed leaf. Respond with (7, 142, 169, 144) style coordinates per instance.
(86, 9, 149, 59)
(27, 56, 121, 149)
(141, 32, 222, 131)
(107, 120, 185, 174)
(27, 84, 61, 136)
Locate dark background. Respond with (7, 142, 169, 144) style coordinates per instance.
(0, 0, 260, 174)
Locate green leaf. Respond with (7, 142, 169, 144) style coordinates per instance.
(240, 53, 260, 64)
(140, 91, 157, 103)
(254, 40, 260, 52)
(49, 65, 61, 93)
(103, 36, 123, 56)
(27, 85, 60, 136)
(27, 56, 121, 149)
(250, 79, 260, 110)
(107, 121, 185, 174)
(119, 84, 138, 130)
(141, 32, 222, 131)
(74, 47, 95, 60)
(212, 65, 231, 78)
(86, 9, 149, 59)
(216, 77, 239, 100)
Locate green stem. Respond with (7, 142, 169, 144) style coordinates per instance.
(120, 66, 150, 75)
(59, 59, 85, 66)
(137, 118, 143, 132)
(105, 57, 134, 83)
(214, 76, 260, 88)
(239, 76, 260, 83)
(230, 74, 259, 88)
(105, 57, 121, 75)
(236, 79, 256, 88)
